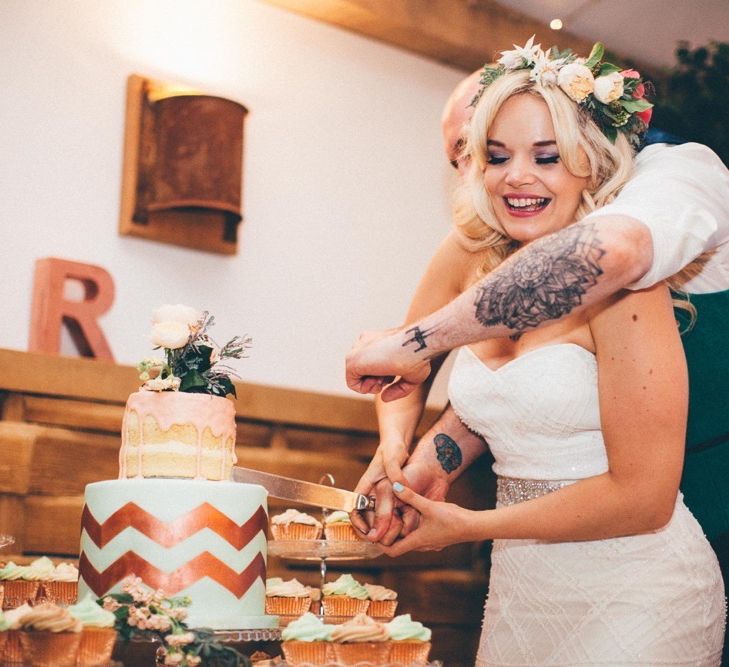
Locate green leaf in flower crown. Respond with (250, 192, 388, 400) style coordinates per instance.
(584, 42, 605, 70)
(180, 370, 208, 392)
(621, 98, 653, 112)
(597, 62, 622, 76)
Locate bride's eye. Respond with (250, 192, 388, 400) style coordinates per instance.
(487, 154, 508, 165)
(535, 154, 560, 165)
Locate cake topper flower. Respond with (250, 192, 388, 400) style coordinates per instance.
(472, 38, 653, 147)
(138, 305, 252, 398)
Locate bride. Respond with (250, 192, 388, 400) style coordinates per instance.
(371, 42, 726, 665)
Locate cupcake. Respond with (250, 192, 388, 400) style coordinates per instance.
(386, 614, 432, 665)
(364, 583, 398, 619)
(324, 510, 360, 542)
(280, 611, 335, 665)
(321, 574, 369, 618)
(270, 509, 323, 541)
(42, 562, 79, 606)
(265, 577, 313, 616)
(0, 561, 41, 609)
(1, 604, 35, 665)
(18, 602, 82, 667)
(330, 613, 390, 665)
(68, 594, 118, 667)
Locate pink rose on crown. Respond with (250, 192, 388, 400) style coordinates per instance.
(620, 69, 645, 99)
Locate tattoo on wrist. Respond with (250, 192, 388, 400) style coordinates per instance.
(403, 325, 437, 352)
(434, 433, 463, 474)
(474, 222, 605, 332)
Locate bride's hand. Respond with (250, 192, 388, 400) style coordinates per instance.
(379, 483, 477, 557)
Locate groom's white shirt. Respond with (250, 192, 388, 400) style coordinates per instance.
(587, 142, 729, 294)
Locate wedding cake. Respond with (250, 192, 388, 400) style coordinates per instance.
(78, 306, 276, 630)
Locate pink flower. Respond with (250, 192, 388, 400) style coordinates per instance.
(102, 597, 121, 612)
(620, 69, 645, 99)
(636, 107, 653, 127)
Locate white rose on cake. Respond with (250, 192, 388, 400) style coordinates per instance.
(151, 321, 191, 350)
(151, 304, 202, 328)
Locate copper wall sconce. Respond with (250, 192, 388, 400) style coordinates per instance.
(119, 75, 248, 255)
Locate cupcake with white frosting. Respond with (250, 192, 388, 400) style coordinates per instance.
(265, 577, 313, 616)
(270, 509, 323, 541)
(43, 562, 79, 606)
(364, 583, 398, 619)
(321, 574, 369, 618)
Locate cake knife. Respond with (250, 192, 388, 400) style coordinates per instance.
(231, 466, 375, 512)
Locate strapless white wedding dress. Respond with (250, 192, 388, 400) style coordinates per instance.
(448, 344, 726, 666)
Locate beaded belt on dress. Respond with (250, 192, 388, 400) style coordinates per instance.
(496, 476, 572, 506)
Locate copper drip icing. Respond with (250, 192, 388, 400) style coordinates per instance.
(79, 551, 266, 598)
(81, 503, 268, 550)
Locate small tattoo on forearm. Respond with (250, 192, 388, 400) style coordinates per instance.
(434, 433, 463, 474)
(403, 325, 437, 352)
(474, 222, 605, 333)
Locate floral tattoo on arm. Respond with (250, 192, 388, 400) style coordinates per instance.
(474, 222, 605, 332)
(434, 433, 463, 474)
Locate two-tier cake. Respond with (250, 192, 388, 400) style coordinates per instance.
(78, 306, 275, 630)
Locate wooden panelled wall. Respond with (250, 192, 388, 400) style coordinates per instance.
(0, 349, 493, 665)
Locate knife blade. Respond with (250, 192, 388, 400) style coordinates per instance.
(231, 466, 375, 512)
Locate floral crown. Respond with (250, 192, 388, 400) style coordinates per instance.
(471, 36, 653, 147)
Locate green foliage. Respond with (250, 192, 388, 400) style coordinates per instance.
(653, 41, 729, 163)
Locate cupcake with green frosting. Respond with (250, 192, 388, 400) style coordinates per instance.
(386, 613, 432, 665)
(321, 574, 369, 618)
(324, 510, 360, 542)
(0, 560, 43, 609)
(69, 595, 117, 667)
(281, 611, 335, 665)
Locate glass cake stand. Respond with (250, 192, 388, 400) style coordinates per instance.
(268, 475, 383, 619)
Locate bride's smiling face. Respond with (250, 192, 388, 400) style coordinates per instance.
(482, 93, 589, 244)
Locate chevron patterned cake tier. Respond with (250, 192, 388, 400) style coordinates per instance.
(79, 478, 277, 630)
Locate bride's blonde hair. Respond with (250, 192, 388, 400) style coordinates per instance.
(453, 69, 634, 275)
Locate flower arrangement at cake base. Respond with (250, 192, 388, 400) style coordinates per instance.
(103, 575, 252, 667)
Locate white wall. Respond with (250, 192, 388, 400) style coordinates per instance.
(0, 0, 463, 401)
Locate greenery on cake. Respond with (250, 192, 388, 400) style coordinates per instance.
(137, 305, 252, 398)
(101, 575, 251, 666)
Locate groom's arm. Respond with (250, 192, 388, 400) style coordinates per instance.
(346, 143, 729, 400)
(346, 215, 649, 399)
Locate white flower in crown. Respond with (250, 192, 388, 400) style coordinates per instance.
(593, 71, 625, 103)
(557, 62, 595, 102)
(530, 53, 568, 86)
(497, 34, 542, 69)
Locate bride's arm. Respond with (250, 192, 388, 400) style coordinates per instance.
(382, 283, 687, 554)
